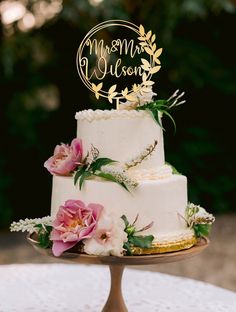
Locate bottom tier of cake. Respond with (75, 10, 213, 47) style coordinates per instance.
(51, 174, 195, 253)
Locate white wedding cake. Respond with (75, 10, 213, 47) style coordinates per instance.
(10, 90, 215, 257)
(50, 104, 196, 254)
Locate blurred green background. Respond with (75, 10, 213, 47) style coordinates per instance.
(0, 0, 236, 229)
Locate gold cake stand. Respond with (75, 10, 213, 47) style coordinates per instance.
(27, 234, 209, 312)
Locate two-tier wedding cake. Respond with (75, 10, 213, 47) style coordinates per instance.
(36, 89, 213, 257)
(51, 107, 193, 252)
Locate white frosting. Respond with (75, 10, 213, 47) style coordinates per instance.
(75, 109, 149, 122)
(76, 109, 165, 170)
(51, 174, 194, 243)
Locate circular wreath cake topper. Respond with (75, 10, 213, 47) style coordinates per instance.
(76, 20, 163, 108)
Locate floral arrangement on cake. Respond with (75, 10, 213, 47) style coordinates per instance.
(10, 200, 214, 257)
(44, 136, 159, 192)
(10, 199, 154, 257)
(120, 89, 185, 131)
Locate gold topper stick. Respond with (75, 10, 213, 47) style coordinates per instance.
(116, 98, 119, 110)
(76, 20, 162, 110)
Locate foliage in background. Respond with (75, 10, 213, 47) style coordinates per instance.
(0, 0, 236, 228)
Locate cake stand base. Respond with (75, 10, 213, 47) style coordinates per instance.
(27, 234, 209, 312)
(102, 265, 127, 312)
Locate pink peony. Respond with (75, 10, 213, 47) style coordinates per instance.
(51, 199, 103, 256)
(44, 138, 83, 175)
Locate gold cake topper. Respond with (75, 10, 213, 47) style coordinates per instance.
(76, 20, 163, 109)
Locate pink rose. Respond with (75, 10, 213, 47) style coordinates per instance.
(51, 199, 103, 256)
(44, 138, 83, 175)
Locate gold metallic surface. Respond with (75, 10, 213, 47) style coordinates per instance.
(131, 236, 197, 255)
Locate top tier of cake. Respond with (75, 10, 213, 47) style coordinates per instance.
(75, 109, 165, 173)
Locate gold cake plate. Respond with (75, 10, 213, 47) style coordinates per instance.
(27, 234, 208, 312)
(131, 236, 198, 255)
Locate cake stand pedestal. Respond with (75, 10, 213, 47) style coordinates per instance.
(27, 234, 209, 312)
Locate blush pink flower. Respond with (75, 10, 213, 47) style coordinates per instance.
(51, 199, 103, 256)
(44, 138, 83, 175)
(84, 212, 128, 257)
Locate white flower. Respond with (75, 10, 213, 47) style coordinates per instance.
(83, 212, 128, 257)
(119, 88, 156, 110)
(186, 203, 215, 227)
(136, 89, 156, 106)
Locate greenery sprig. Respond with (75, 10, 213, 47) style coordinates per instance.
(136, 89, 185, 131)
(74, 157, 117, 188)
(121, 214, 154, 255)
(165, 162, 181, 175)
(73, 145, 137, 192)
(193, 224, 212, 238)
(35, 224, 53, 248)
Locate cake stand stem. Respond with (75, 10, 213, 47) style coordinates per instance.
(102, 265, 128, 312)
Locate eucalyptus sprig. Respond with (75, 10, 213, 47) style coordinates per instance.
(121, 214, 154, 255)
(136, 89, 185, 131)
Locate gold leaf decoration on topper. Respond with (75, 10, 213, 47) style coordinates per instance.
(141, 58, 151, 71)
(92, 82, 103, 99)
(108, 84, 118, 103)
(76, 20, 163, 109)
(132, 84, 140, 93)
(151, 34, 156, 43)
(149, 66, 161, 74)
(139, 24, 145, 36)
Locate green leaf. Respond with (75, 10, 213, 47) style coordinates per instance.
(35, 224, 53, 249)
(136, 98, 178, 132)
(162, 110, 176, 132)
(96, 171, 118, 182)
(35, 224, 43, 229)
(123, 242, 133, 256)
(79, 171, 92, 190)
(121, 215, 129, 228)
(165, 162, 181, 174)
(90, 158, 117, 172)
(129, 235, 154, 248)
(155, 99, 167, 106)
(149, 108, 163, 128)
(74, 166, 86, 185)
(193, 224, 212, 238)
(95, 172, 130, 192)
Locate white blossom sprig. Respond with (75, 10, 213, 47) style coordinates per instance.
(167, 89, 186, 108)
(10, 216, 53, 234)
(180, 203, 215, 238)
(101, 165, 138, 192)
(124, 140, 158, 170)
(186, 203, 215, 228)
